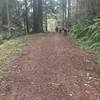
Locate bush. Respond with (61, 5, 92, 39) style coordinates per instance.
(71, 11, 100, 63)
(0, 31, 27, 44)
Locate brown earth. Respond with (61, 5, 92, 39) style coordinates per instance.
(0, 33, 100, 100)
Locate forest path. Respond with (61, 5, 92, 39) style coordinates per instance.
(0, 33, 100, 100)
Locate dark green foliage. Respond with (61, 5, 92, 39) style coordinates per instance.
(71, 11, 100, 63)
(0, 31, 27, 45)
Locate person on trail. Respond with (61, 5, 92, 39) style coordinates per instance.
(59, 28, 62, 33)
(63, 25, 68, 35)
(55, 26, 59, 32)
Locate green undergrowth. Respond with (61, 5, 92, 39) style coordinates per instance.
(71, 11, 100, 64)
(77, 39, 100, 64)
(0, 34, 33, 80)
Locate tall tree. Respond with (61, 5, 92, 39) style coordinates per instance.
(38, 0, 43, 32)
(24, 0, 29, 33)
(33, 0, 43, 33)
(44, 0, 47, 32)
(62, 0, 67, 27)
(68, 0, 71, 26)
(2, 0, 10, 32)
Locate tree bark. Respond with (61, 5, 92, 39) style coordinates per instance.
(68, 0, 71, 27)
(24, 0, 29, 33)
(44, 0, 48, 32)
(38, 0, 43, 32)
(33, 0, 39, 32)
(2, 0, 10, 33)
(33, 0, 43, 33)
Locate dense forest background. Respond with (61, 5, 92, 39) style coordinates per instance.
(0, 0, 100, 59)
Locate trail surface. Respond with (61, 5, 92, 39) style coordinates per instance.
(0, 34, 100, 100)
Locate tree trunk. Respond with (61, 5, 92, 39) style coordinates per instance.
(45, 14, 47, 32)
(38, 0, 43, 32)
(24, 0, 29, 33)
(33, 0, 43, 33)
(62, 0, 65, 27)
(64, 0, 67, 25)
(68, 0, 71, 26)
(2, 0, 10, 33)
(33, 0, 39, 32)
(44, 0, 47, 32)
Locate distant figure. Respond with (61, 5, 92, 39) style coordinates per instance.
(55, 26, 59, 32)
(63, 25, 68, 35)
(59, 28, 62, 33)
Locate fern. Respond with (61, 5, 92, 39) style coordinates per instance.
(71, 11, 100, 63)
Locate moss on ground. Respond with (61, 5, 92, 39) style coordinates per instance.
(0, 35, 33, 80)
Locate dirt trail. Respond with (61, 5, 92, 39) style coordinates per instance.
(0, 34, 100, 100)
